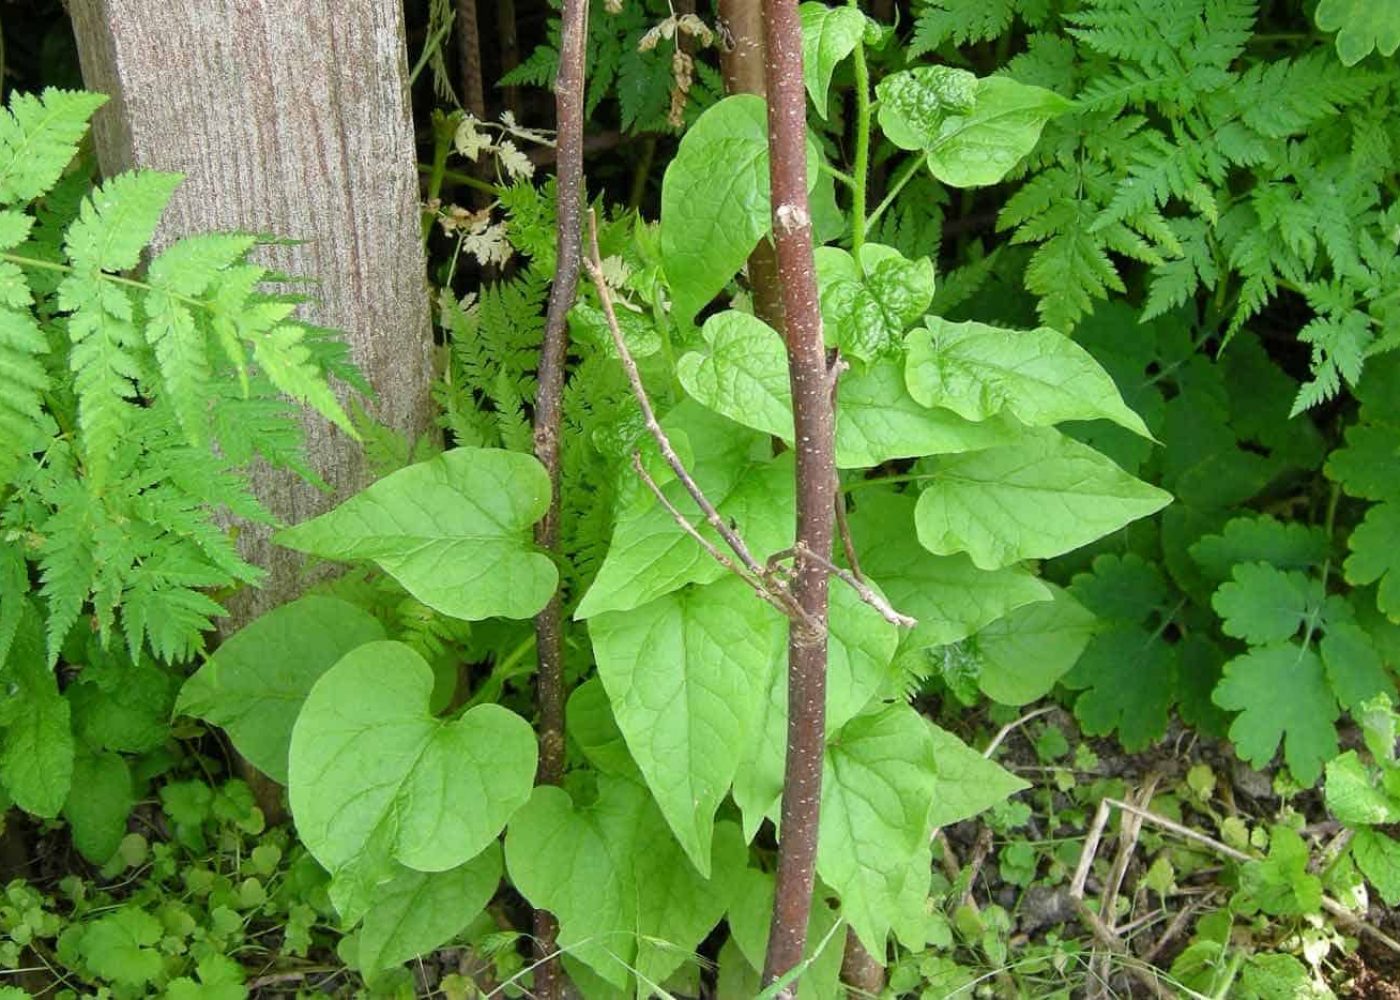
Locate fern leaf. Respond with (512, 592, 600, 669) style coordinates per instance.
(37, 479, 96, 662)
(911, 0, 1019, 57)
(60, 280, 144, 487)
(64, 171, 183, 273)
(250, 324, 356, 437)
(0, 261, 47, 482)
(0, 89, 107, 206)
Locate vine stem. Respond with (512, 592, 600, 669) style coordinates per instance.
(528, 0, 588, 990)
(847, 0, 871, 258)
(759, 0, 838, 991)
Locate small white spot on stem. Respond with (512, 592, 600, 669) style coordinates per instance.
(775, 202, 809, 233)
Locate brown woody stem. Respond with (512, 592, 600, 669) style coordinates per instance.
(759, 0, 838, 990)
(529, 0, 588, 991)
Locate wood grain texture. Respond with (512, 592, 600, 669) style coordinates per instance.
(69, 1, 437, 622)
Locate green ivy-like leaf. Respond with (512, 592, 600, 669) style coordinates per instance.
(276, 448, 556, 622)
(926, 723, 1029, 827)
(1320, 621, 1394, 711)
(817, 703, 939, 953)
(800, 3, 868, 119)
(1213, 644, 1339, 785)
(578, 405, 793, 617)
(879, 72, 1069, 188)
(177, 595, 386, 783)
(505, 777, 746, 990)
(732, 583, 901, 839)
(660, 95, 817, 323)
(356, 846, 502, 974)
(289, 641, 536, 915)
(905, 317, 1153, 438)
(851, 488, 1051, 649)
(589, 576, 773, 874)
(77, 906, 164, 988)
(914, 427, 1171, 569)
(62, 750, 134, 864)
(0, 610, 72, 817)
(973, 584, 1098, 705)
(678, 321, 1012, 467)
(726, 867, 846, 1000)
(816, 243, 934, 361)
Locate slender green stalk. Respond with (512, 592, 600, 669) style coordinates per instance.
(868, 155, 923, 228)
(848, 3, 872, 259)
(417, 163, 503, 197)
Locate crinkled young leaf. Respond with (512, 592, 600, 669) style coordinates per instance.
(589, 576, 774, 874)
(63, 750, 134, 864)
(177, 595, 386, 784)
(1063, 624, 1177, 751)
(660, 94, 817, 323)
(505, 777, 746, 990)
(1211, 563, 1321, 646)
(732, 583, 901, 840)
(914, 427, 1171, 569)
(578, 405, 793, 617)
(905, 317, 1153, 438)
(817, 703, 939, 954)
(974, 584, 1098, 706)
(678, 322, 1010, 467)
(875, 66, 978, 152)
(800, 3, 867, 119)
(926, 76, 1070, 187)
(1353, 828, 1400, 906)
(852, 488, 1050, 649)
(289, 641, 536, 898)
(1237, 826, 1322, 916)
(275, 448, 555, 622)
(926, 723, 1028, 828)
(356, 846, 502, 975)
(816, 243, 934, 361)
(1213, 643, 1339, 785)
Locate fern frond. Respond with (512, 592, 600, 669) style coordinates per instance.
(911, 0, 1020, 57)
(0, 89, 107, 206)
(0, 263, 47, 482)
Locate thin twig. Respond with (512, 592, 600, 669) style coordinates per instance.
(1072, 900, 1174, 1000)
(583, 212, 769, 586)
(789, 542, 916, 628)
(982, 706, 1056, 758)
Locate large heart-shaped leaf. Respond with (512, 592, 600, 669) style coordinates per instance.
(800, 3, 867, 119)
(355, 846, 502, 975)
(177, 595, 385, 783)
(588, 576, 773, 874)
(505, 777, 746, 990)
(678, 316, 1010, 468)
(914, 428, 1172, 569)
(732, 583, 902, 840)
(289, 641, 536, 912)
(851, 488, 1051, 649)
(275, 448, 555, 622)
(660, 95, 818, 324)
(577, 404, 794, 617)
(972, 585, 1099, 706)
(906, 317, 1153, 438)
